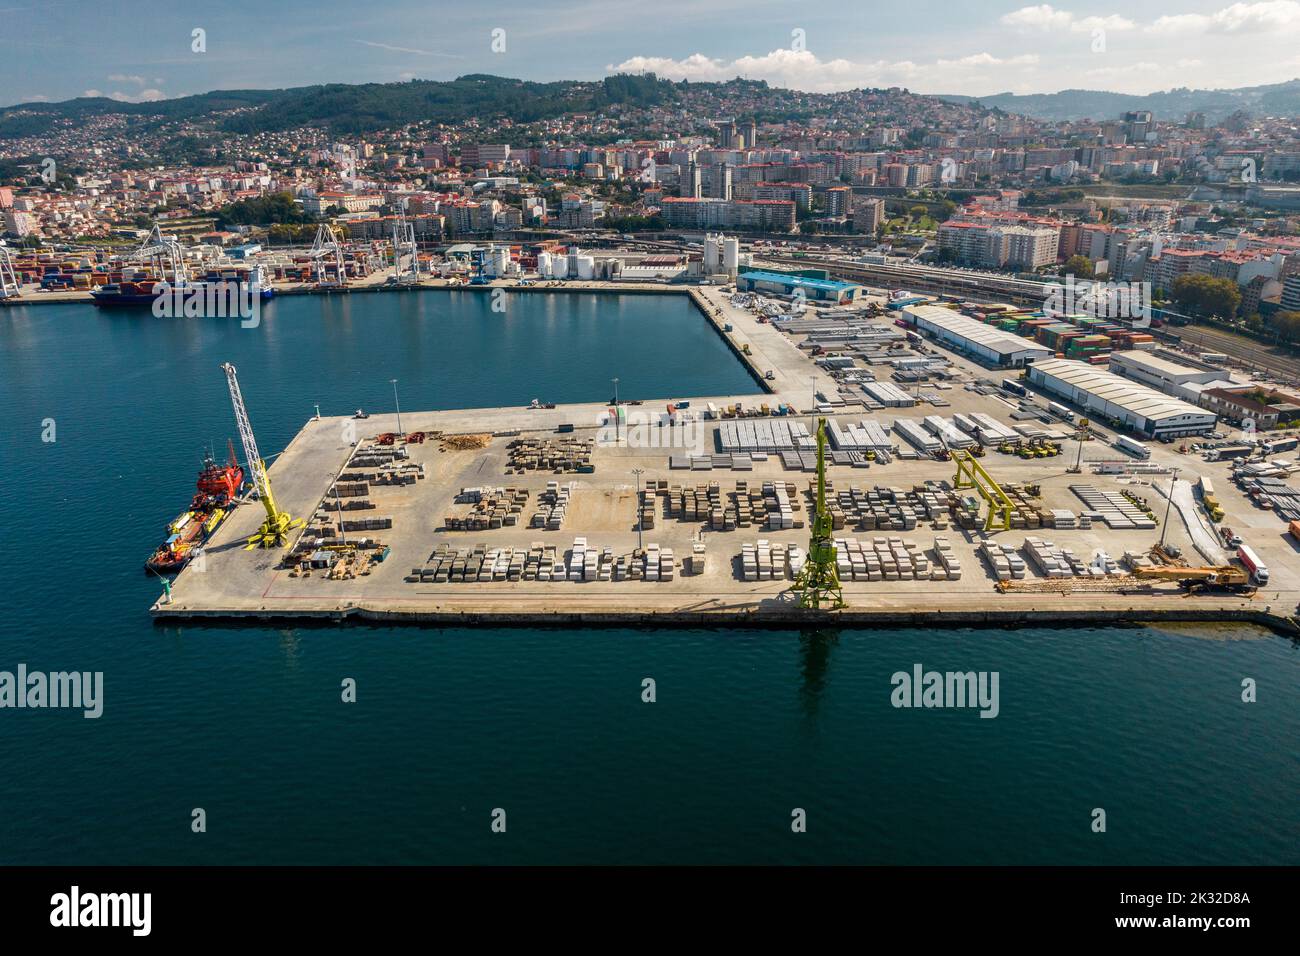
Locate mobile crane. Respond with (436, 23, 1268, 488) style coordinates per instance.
(221, 362, 304, 549)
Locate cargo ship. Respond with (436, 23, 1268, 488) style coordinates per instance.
(92, 265, 274, 309)
(145, 446, 245, 575)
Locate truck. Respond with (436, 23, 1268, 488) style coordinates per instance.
(1001, 378, 1027, 398)
(1047, 401, 1075, 422)
(1262, 436, 1298, 455)
(1114, 435, 1151, 460)
(1237, 544, 1269, 586)
(1211, 444, 1254, 462)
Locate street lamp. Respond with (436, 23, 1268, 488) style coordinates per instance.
(1159, 466, 1181, 549)
(632, 467, 644, 551)
(391, 378, 403, 435)
(612, 377, 620, 443)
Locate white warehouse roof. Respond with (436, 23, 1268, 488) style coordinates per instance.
(1110, 350, 1221, 382)
(1029, 358, 1209, 423)
(906, 305, 1051, 361)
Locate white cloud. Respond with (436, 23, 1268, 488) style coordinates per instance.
(107, 74, 147, 86)
(1000, 5, 1135, 32)
(82, 86, 167, 102)
(1149, 1, 1300, 34)
(608, 49, 1042, 93)
(1001, 4, 1074, 29)
(1085, 61, 1162, 77)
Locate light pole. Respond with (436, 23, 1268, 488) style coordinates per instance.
(391, 378, 403, 436)
(612, 377, 620, 443)
(1159, 466, 1180, 549)
(632, 467, 644, 551)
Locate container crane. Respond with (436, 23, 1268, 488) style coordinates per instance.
(310, 223, 346, 288)
(220, 362, 304, 550)
(133, 225, 188, 285)
(792, 417, 845, 610)
(0, 242, 19, 299)
(391, 202, 420, 285)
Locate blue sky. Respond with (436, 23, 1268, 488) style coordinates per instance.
(3, 1, 1300, 107)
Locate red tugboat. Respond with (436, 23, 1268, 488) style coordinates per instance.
(145, 443, 245, 575)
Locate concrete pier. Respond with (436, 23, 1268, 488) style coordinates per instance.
(148, 285, 1300, 635)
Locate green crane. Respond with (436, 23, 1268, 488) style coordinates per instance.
(792, 416, 845, 610)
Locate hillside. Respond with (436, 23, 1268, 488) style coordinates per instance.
(940, 79, 1300, 122)
(0, 74, 678, 138)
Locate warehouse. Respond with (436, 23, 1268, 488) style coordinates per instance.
(904, 305, 1051, 367)
(1026, 358, 1217, 438)
(1108, 350, 1232, 402)
(737, 270, 862, 304)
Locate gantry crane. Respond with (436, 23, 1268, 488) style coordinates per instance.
(792, 416, 845, 610)
(952, 449, 1014, 532)
(221, 362, 304, 549)
(310, 223, 346, 288)
(133, 225, 188, 285)
(391, 201, 420, 284)
(0, 242, 19, 299)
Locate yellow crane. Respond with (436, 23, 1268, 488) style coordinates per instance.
(952, 449, 1014, 532)
(221, 362, 304, 549)
(1131, 565, 1252, 591)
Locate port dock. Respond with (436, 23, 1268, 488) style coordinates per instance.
(150, 286, 1300, 634)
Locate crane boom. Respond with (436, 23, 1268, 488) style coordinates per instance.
(220, 362, 302, 549)
(791, 416, 845, 610)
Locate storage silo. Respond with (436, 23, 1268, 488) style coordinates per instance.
(551, 256, 568, 279)
(723, 237, 739, 277)
(704, 233, 721, 274)
(576, 255, 596, 280)
(536, 251, 552, 277)
(491, 246, 510, 276)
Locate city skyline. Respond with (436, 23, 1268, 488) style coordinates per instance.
(4, 1, 1300, 107)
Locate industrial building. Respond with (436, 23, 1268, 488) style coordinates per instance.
(1108, 350, 1236, 403)
(1026, 358, 1217, 438)
(905, 304, 1052, 367)
(737, 270, 862, 304)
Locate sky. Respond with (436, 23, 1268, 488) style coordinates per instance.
(3, 0, 1300, 107)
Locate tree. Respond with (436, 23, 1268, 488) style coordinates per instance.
(1267, 311, 1300, 345)
(1170, 273, 1241, 320)
(1062, 255, 1094, 279)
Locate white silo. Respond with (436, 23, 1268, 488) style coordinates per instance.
(576, 255, 596, 280)
(704, 233, 721, 273)
(551, 256, 568, 279)
(723, 237, 739, 278)
(536, 251, 552, 277)
(492, 246, 510, 276)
